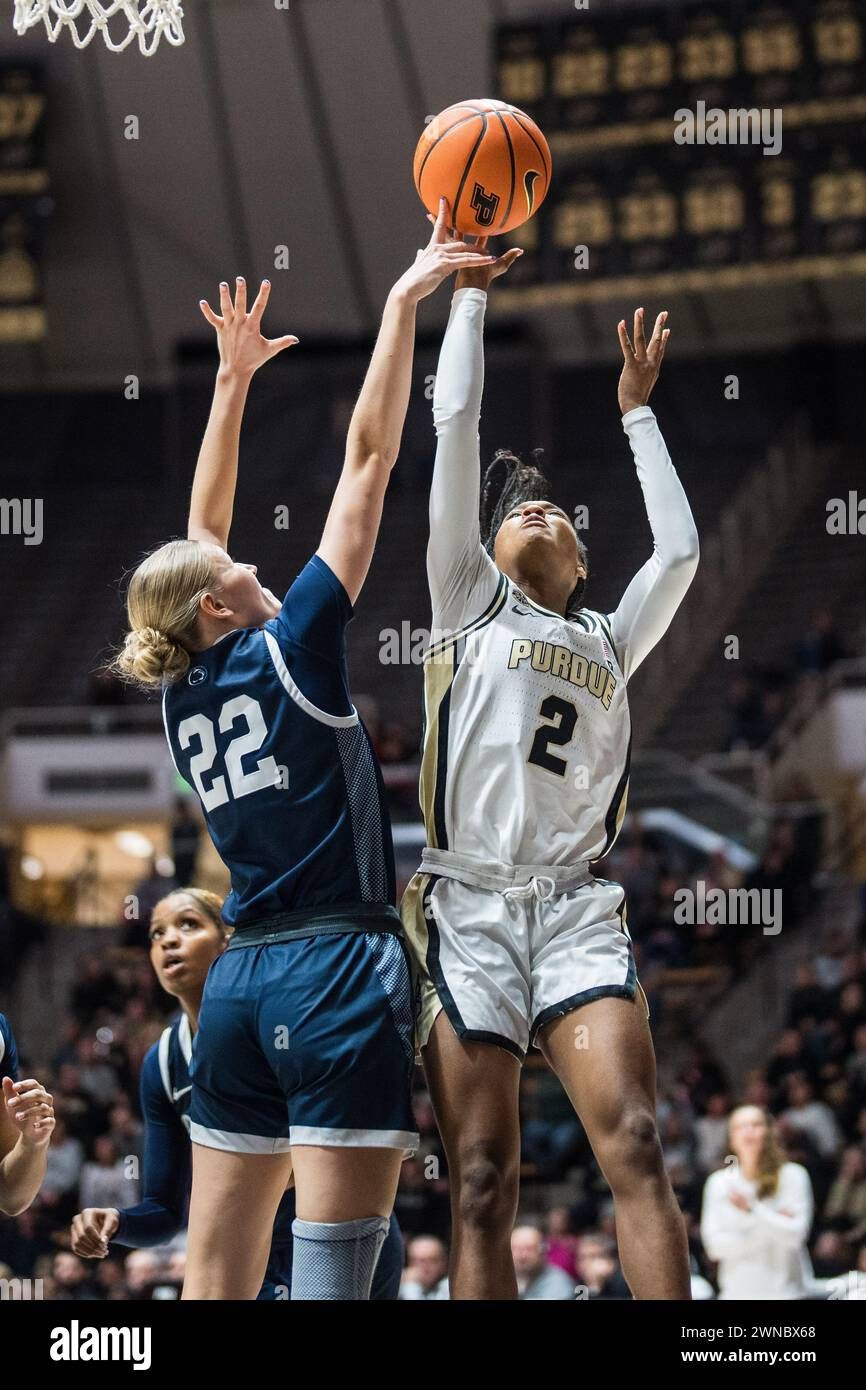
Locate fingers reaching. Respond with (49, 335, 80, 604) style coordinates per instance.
(199, 299, 222, 329)
(618, 319, 636, 361)
(234, 276, 247, 317)
(248, 278, 272, 325)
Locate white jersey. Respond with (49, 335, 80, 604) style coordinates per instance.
(419, 288, 699, 869)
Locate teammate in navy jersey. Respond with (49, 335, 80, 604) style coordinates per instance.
(1, 1011, 55, 1214)
(70, 890, 404, 1297)
(114, 204, 497, 1299)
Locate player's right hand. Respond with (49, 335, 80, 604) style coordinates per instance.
(70, 1207, 120, 1259)
(199, 277, 299, 377)
(393, 197, 496, 304)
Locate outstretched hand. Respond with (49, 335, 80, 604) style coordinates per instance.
(200, 278, 299, 377)
(392, 197, 498, 304)
(454, 234, 523, 292)
(617, 307, 669, 415)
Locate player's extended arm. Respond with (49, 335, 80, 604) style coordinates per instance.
(608, 309, 699, 681)
(112, 1047, 191, 1248)
(317, 200, 496, 606)
(427, 243, 522, 627)
(187, 278, 298, 548)
(71, 1047, 191, 1257)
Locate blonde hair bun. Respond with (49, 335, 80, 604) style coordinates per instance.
(118, 625, 190, 689)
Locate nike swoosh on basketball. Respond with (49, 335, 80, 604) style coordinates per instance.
(524, 169, 541, 216)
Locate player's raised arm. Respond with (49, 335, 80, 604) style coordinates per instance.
(317, 200, 495, 606)
(426, 239, 522, 631)
(608, 308, 700, 681)
(188, 278, 298, 548)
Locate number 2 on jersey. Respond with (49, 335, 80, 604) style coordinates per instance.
(178, 696, 280, 811)
(527, 695, 578, 776)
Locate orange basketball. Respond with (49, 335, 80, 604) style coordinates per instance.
(414, 98, 552, 237)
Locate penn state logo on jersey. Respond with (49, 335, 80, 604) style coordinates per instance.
(188, 665, 208, 687)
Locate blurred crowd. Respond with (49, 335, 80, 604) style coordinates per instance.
(725, 610, 853, 753)
(2, 833, 863, 1301)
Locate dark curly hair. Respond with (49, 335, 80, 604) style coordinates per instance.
(480, 447, 588, 614)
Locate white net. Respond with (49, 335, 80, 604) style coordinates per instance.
(13, 1, 185, 55)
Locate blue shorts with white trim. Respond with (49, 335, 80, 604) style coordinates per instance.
(189, 927, 418, 1155)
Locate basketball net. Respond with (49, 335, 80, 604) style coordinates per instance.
(13, 0, 185, 54)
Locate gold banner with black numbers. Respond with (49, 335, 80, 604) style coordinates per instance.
(494, 0, 866, 289)
(0, 62, 48, 342)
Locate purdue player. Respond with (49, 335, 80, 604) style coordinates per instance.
(402, 260, 699, 1298)
(114, 210, 497, 1300)
(70, 890, 404, 1298)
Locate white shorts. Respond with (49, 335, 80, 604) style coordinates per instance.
(400, 850, 648, 1060)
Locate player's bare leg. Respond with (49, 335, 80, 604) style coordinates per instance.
(289, 1144, 403, 1221)
(422, 1012, 522, 1299)
(539, 996, 691, 1300)
(183, 1145, 294, 1299)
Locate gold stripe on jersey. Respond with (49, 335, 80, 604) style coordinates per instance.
(425, 572, 508, 662)
(418, 645, 456, 849)
(399, 872, 443, 1051)
(420, 576, 509, 849)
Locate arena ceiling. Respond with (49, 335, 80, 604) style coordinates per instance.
(2, 0, 863, 390)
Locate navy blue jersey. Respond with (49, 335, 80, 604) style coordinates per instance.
(0, 1013, 19, 1083)
(114, 1013, 295, 1251)
(162, 555, 395, 926)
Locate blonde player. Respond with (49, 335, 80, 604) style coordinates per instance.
(402, 255, 699, 1298)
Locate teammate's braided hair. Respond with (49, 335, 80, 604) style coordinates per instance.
(480, 447, 588, 613)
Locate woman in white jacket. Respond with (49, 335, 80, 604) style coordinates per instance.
(700, 1105, 814, 1299)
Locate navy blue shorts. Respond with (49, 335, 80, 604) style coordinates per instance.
(189, 929, 418, 1155)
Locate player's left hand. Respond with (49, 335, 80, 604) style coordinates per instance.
(617, 307, 669, 415)
(2, 1075, 55, 1150)
(200, 277, 299, 377)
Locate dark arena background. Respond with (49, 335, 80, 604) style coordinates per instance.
(1, 0, 865, 1357)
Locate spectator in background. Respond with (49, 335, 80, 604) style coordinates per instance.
(794, 610, 849, 676)
(49, 1251, 99, 1302)
(788, 963, 830, 1027)
(781, 1076, 843, 1161)
(726, 673, 773, 751)
(824, 1147, 866, 1243)
(846, 1023, 866, 1091)
(399, 1235, 449, 1300)
(169, 797, 201, 888)
(41, 1114, 84, 1210)
(75, 1037, 120, 1111)
(766, 1030, 808, 1091)
(838, 983, 866, 1050)
(123, 1248, 163, 1301)
(78, 1136, 138, 1214)
(578, 1232, 631, 1299)
(544, 1206, 579, 1281)
(694, 1093, 731, 1175)
(122, 857, 172, 951)
(511, 1224, 575, 1300)
(700, 1106, 814, 1300)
